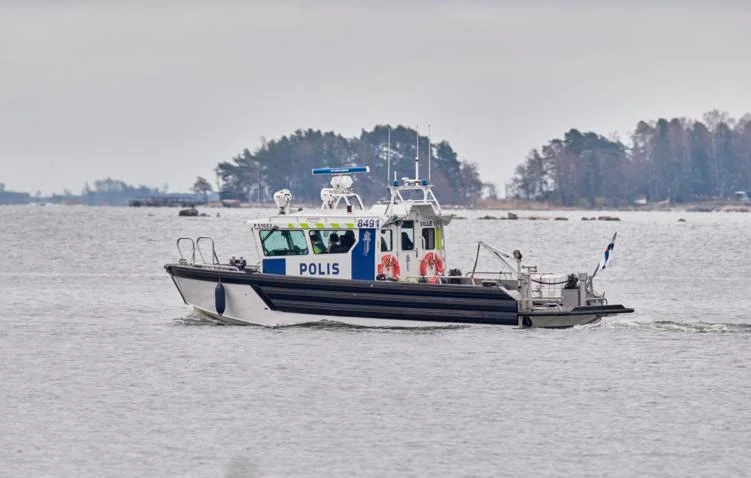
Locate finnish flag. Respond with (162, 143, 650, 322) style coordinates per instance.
(600, 233, 617, 270)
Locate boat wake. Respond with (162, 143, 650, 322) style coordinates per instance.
(171, 313, 468, 331)
(171, 310, 750, 334)
(171, 311, 223, 326)
(594, 318, 751, 334)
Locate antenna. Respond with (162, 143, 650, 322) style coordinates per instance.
(387, 126, 391, 187)
(415, 125, 420, 180)
(256, 162, 261, 205)
(428, 124, 431, 184)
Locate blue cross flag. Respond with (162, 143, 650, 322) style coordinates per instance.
(600, 232, 617, 270)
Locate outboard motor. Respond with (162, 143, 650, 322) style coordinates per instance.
(448, 268, 462, 285)
(561, 274, 581, 308)
(564, 273, 579, 289)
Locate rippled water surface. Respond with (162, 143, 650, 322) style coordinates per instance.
(2, 206, 750, 477)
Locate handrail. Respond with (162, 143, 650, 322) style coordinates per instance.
(196, 236, 220, 265)
(464, 271, 514, 278)
(176, 238, 196, 264)
(470, 241, 519, 279)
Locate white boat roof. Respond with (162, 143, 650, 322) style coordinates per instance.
(247, 166, 454, 228)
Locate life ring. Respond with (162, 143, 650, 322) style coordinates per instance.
(420, 252, 445, 277)
(378, 254, 401, 280)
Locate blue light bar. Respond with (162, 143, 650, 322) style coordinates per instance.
(311, 166, 370, 175)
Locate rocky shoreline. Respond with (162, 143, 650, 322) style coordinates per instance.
(474, 198, 750, 213)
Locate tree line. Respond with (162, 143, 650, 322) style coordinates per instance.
(509, 110, 751, 207)
(215, 125, 490, 205)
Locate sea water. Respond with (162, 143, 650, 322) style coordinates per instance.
(1, 206, 750, 477)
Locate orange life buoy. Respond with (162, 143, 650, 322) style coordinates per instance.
(420, 252, 445, 277)
(378, 254, 401, 280)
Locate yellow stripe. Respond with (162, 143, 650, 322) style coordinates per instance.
(315, 223, 325, 229)
(330, 223, 340, 229)
(345, 223, 355, 229)
(436, 227, 442, 250)
(287, 223, 295, 229)
(300, 223, 310, 229)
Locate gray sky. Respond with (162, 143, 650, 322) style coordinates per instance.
(1, 2, 750, 196)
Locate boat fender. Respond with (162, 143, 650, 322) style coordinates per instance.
(522, 315, 532, 328)
(215, 283, 226, 316)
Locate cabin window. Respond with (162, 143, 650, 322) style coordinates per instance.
(380, 229, 393, 252)
(309, 229, 356, 254)
(422, 227, 436, 250)
(400, 220, 414, 251)
(259, 229, 309, 256)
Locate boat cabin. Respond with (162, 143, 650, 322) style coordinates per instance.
(247, 167, 452, 282)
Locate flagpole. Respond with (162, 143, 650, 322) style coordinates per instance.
(589, 263, 601, 286)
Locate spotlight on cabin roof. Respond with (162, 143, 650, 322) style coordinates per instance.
(330, 174, 353, 191)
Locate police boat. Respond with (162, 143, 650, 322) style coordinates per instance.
(164, 166, 634, 328)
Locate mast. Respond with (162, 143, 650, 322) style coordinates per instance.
(415, 125, 420, 180)
(428, 124, 431, 183)
(387, 126, 391, 187)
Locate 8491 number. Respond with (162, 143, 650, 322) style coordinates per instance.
(356, 218, 379, 228)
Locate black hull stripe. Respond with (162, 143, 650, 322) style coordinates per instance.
(271, 298, 515, 321)
(271, 300, 519, 325)
(260, 286, 517, 312)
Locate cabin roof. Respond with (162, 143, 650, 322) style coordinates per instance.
(247, 213, 382, 228)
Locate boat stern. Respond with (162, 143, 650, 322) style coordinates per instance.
(516, 271, 634, 328)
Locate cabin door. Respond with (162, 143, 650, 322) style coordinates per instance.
(396, 220, 418, 277)
(378, 222, 416, 280)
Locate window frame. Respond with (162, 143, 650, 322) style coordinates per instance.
(421, 227, 436, 250)
(380, 229, 393, 252)
(400, 220, 415, 251)
(259, 229, 309, 256)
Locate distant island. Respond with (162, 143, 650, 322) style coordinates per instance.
(2, 114, 750, 209)
(214, 125, 489, 206)
(507, 110, 751, 208)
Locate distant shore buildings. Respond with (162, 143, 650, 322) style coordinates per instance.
(0, 189, 31, 205)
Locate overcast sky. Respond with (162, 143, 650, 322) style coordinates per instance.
(1, 2, 750, 196)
